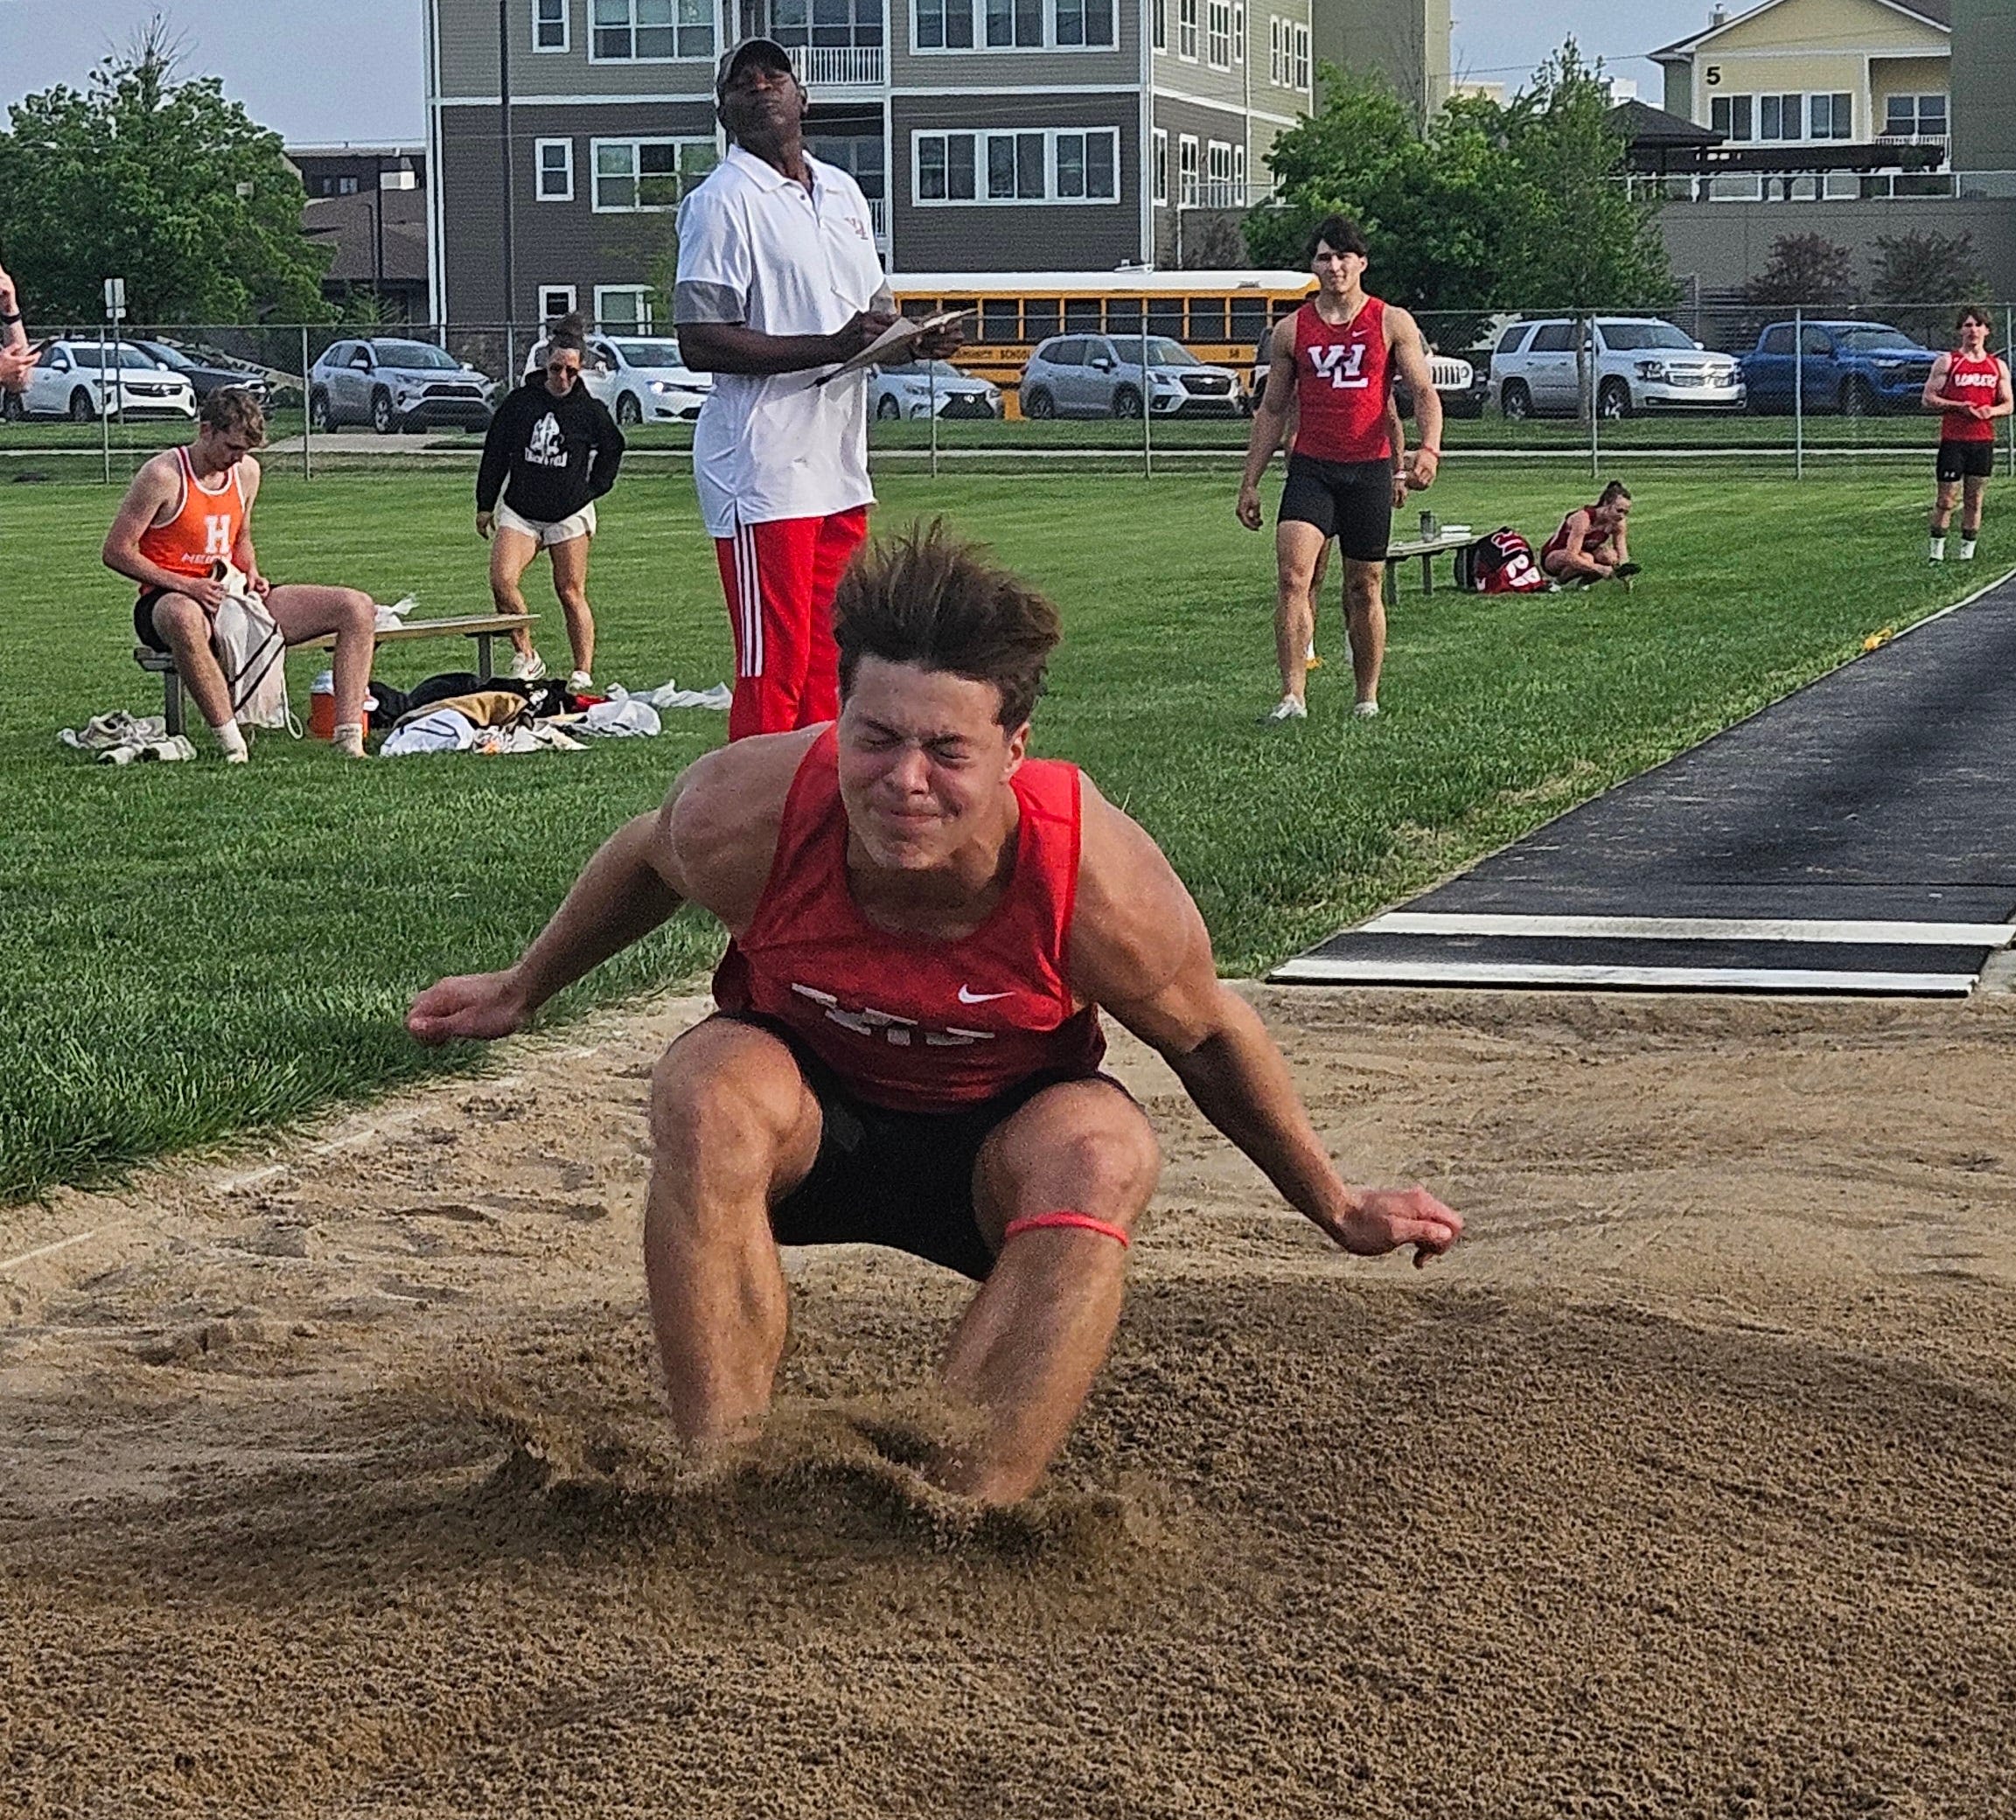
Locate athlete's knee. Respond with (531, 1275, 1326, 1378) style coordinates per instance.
(557, 584, 592, 614)
(650, 1029, 806, 1184)
(1043, 1104, 1162, 1216)
(336, 588, 376, 635)
(153, 595, 208, 644)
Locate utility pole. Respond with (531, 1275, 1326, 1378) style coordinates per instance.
(499, 0, 519, 373)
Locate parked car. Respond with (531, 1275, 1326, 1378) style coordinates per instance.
(1491, 317, 1744, 420)
(1020, 335, 1242, 419)
(870, 359, 1001, 421)
(1245, 343, 1484, 418)
(3, 339, 196, 422)
(524, 334, 713, 424)
(1739, 320, 1938, 416)
(124, 338, 272, 408)
(308, 338, 497, 433)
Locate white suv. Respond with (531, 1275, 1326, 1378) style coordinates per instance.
(525, 335, 713, 424)
(5, 340, 197, 422)
(1490, 317, 1744, 421)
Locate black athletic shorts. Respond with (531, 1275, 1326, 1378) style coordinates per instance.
(1279, 452, 1393, 562)
(1937, 439, 1995, 484)
(134, 588, 174, 651)
(715, 1011, 1128, 1281)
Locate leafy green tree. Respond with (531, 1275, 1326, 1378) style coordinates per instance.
(1869, 228, 1988, 346)
(1246, 40, 1674, 337)
(0, 23, 331, 326)
(1741, 233, 1859, 308)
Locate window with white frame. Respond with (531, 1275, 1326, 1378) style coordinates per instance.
(1886, 92, 1946, 137)
(1710, 94, 1754, 141)
(1268, 14, 1282, 83)
(534, 0, 569, 51)
(1758, 92, 1802, 141)
(1053, 0, 1114, 47)
(984, 0, 1043, 46)
(913, 128, 1120, 204)
(1204, 139, 1231, 206)
(1206, 0, 1230, 66)
(1152, 0, 1164, 48)
(1232, 1, 1243, 63)
(917, 0, 976, 45)
(592, 137, 716, 210)
(1808, 92, 1852, 139)
(594, 284, 654, 331)
(1291, 21, 1308, 88)
(1153, 127, 1168, 203)
(1177, 132, 1198, 206)
(540, 284, 578, 320)
(1176, 0, 1197, 58)
(1232, 142, 1245, 201)
(589, 0, 712, 60)
(536, 138, 575, 200)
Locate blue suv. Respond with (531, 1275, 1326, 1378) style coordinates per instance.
(1740, 320, 1938, 416)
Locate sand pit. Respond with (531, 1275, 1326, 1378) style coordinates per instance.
(5, 984, 2015, 1816)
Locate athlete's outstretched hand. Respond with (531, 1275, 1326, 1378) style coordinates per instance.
(1332, 1184, 1463, 1269)
(407, 970, 532, 1046)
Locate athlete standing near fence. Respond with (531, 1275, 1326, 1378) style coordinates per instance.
(1236, 217, 1443, 725)
(1923, 307, 2013, 562)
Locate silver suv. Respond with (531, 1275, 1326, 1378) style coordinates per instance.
(1019, 335, 1242, 419)
(308, 338, 498, 434)
(1490, 317, 1744, 421)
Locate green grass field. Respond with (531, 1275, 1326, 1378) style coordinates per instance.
(2, 460, 1999, 1203)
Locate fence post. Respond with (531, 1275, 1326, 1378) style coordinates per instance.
(1585, 315, 1599, 481)
(1141, 325, 1152, 478)
(300, 324, 313, 481)
(99, 324, 110, 485)
(1793, 304, 1804, 481)
(2007, 304, 2014, 479)
(929, 359, 938, 479)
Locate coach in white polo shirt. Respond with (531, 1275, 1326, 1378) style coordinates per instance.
(676, 38, 960, 741)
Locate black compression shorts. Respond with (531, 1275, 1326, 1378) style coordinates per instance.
(1279, 452, 1393, 562)
(1937, 440, 1995, 484)
(713, 1011, 1128, 1281)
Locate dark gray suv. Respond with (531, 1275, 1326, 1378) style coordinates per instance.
(308, 338, 498, 434)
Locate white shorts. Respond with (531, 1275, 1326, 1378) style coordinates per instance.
(495, 499, 596, 547)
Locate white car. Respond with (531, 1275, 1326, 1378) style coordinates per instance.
(6, 340, 196, 422)
(526, 335, 713, 425)
(870, 359, 1001, 421)
(1490, 317, 1744, 421)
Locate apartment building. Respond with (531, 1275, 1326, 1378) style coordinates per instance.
(423, 0, 1444, 327)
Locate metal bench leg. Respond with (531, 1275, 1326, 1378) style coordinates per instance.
(475, 631, 495, 680)
(163, 666, 185, 738)
(1383, 560, 1397, 606)
(1420, 553, 1434, 595)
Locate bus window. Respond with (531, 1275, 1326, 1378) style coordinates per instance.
(1024, 297, 1062, 342)
(944, 298, 978, 328)
(1147, 296, 1183, 338)
(1106, 296, 1143, 336)
(1189, 296, 1226, 344)
(1064, 296, 1102, 333)
(980, 298, 1020, 343)
(1229, 296, 1268, 344)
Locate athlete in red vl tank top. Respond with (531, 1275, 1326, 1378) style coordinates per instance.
(1292, 296, 1393, 464)
(713, 726, 1106, 1112)
(1938, 351, 2003, 443)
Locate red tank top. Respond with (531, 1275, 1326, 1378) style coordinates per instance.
(136, 445, 247, 584)
(1939, 352, 2003, 443)
(1542, 504, 1606, 565)
(712, 729, 1106, 1112)
(1292, 296, 1392, 464)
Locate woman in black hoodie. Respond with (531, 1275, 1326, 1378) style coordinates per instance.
(476, 314, 625, 689)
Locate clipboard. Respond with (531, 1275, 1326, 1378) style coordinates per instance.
(816, 309, 970, 386)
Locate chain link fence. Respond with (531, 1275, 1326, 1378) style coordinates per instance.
(4, 307, 2013, 483)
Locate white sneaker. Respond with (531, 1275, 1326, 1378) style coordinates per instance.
(567, 670, 594, 693)
(1259, 695, 1308, 725)
(507, 650, 547, 682)
(1353, 700, 1381, 719)
(1960, 540, 1978, 561)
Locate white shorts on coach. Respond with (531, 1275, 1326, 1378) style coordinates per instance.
(495, 499, 596, 547)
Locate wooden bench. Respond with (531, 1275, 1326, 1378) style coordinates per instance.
(134, 614, 536, 736)
(1382, 529, 1475, 604)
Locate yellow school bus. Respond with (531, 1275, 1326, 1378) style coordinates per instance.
(887, 270, 1317, 416)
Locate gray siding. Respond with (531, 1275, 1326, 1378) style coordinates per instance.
(1311, 0, 1447, 117)
(1952, 0, 2016, 170)
(440, 100, 717, 322)
(890, 92, 1141, 269)
(437, 0, 718, 98)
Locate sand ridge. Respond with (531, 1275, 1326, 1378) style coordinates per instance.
(5, 985, 2016, 1816)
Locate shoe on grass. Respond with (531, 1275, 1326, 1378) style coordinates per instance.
(507, 650, 548, 682)
(567, 670, 594, 693)
(1352, 700, 1380, 719)
(1259, 695, 1308, 726)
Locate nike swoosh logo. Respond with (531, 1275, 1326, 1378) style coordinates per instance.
(957, 987, 1013, 1004)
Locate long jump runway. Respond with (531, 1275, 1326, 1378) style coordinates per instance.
(1274, 568, 2016, 996)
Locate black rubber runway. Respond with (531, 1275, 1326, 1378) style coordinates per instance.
(1273, 568, 2016, 995)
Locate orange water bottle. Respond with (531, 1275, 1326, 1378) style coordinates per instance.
(309, 669, 336, 740)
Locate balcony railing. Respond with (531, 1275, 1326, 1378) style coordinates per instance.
(868, 194, 888, 243)
(788, 44, 885, 87)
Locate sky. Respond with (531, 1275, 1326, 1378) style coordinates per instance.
(0, 0, 1716, 142)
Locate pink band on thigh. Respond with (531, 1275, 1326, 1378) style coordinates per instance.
(1002, 1210, 1131, 1250)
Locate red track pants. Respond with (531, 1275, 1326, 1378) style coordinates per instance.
(715, 506, 871, 741)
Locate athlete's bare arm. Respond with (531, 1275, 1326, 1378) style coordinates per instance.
(405, 729, 817, 1045)
(1385, 394, 1409, 510)
(101, 454, 227, 607)
(1992, 360, 2015, 421)
(1065, 779, 1462, 1265)
(1385, 305, 1442, 489)
(1922, 352, 1954, 414)
(1237, 315, 1301, 527)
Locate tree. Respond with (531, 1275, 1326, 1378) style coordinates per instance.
(1245, 40, 1674, 337)
(1741, 233, 1858, 308)
(1869, 228, 1988, 346)
(0, 17, 331, 325)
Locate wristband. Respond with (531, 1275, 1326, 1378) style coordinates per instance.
(0, 311, 21, 325)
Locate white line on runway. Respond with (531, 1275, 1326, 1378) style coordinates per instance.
(1270, 958, 1978, 994)
(0, 1228, 105, 1273)
(1359, 913, 2016, 946)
